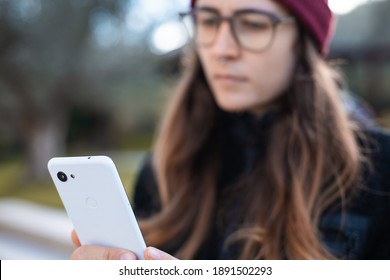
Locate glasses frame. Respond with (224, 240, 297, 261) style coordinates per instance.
(179, 7, 295, 53)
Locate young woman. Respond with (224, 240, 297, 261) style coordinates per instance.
(71, 0, 390, 260)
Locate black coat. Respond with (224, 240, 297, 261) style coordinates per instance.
(132, 112, 390, 259)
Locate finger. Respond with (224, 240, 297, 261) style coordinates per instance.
(71, 229, 81, 248)
(144, 247, 178, 260)
(71, 245, 138, 260)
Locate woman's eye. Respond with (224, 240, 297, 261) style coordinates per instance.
(240, 20, 269, 31)
(198, 17, 219, 27)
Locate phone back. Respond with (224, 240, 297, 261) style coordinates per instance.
(48, 156, 146, 259)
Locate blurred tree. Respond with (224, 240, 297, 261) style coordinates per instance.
(0, 0, 136, 180)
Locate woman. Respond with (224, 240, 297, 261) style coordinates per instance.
(72, 0, 390, 260)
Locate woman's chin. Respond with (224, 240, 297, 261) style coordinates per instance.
(216, 101, 249, 113)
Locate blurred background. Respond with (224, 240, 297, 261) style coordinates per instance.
(0, 0, 389, 259)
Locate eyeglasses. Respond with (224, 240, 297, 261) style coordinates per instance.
(179, 8, 295, 53)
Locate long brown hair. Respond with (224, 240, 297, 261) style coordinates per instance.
(139, 35, 363, 259)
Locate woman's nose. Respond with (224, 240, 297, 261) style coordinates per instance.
(211, 21, 241, 58)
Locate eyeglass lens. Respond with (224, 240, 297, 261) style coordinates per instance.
(183, 10, 277, 52)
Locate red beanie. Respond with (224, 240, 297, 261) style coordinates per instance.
(190, 0, 335, 54)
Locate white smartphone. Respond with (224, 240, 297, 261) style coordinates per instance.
(47, 155, 146, 259)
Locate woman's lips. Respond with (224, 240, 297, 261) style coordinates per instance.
(214, 74, 248, 84)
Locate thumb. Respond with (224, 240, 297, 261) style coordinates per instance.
(71, 229, 81, 248)
(144, 247, 178, 260)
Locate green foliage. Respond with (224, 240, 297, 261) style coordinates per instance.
(0, 160, 24, 197)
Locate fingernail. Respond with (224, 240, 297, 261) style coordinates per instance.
(147, 247, 161, 260)
(119, 252, 137, 260)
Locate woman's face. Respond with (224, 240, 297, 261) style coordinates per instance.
(196, 0, 298, 115)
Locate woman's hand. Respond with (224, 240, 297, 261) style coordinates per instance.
(70, 229, 177, 260)
(143, 247, 178, 260)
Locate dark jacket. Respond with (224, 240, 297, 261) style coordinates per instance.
(132, 112, 390, 259)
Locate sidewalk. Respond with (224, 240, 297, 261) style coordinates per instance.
(0, 198, 74, 260)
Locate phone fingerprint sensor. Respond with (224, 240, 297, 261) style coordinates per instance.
(86, 197, 98, 209)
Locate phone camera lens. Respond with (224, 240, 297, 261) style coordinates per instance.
(57, 172, 68, 182)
